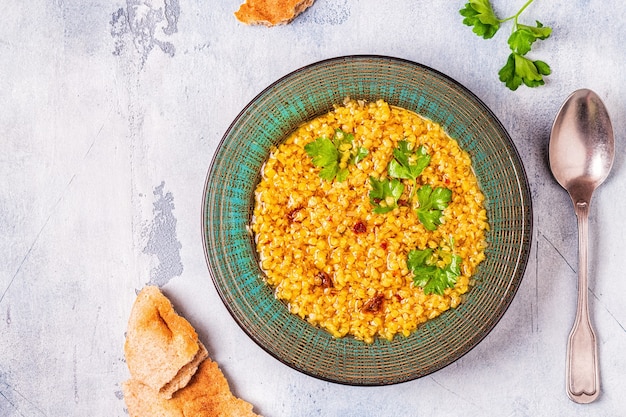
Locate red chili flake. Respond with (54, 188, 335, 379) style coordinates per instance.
(394, 294, 403, 302)
(380, 241, 388, 250)
(444, 177, 451, 185)
(315, 271, 333, 288)
(398, 199, 410, 207)
(362, 293, 384, 313)
(352, 221, 367, 234)
(286, 207, 302, 223)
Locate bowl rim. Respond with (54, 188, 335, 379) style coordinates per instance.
(201, 54, 534, 385)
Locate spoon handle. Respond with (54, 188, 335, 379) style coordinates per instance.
(566, 201, 600, 403)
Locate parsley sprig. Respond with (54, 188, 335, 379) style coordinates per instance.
(304, 129, 368, 182)
(460, 0, 552, 90)
(416, 185, 452, 231)
(388, 141, 431, 199)
(387, 141, 451, 230)
(407, 240, 462, 295)
(369, 177, 405, 214)
(368, 141, 452, 230)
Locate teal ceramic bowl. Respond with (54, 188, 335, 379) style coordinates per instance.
(202, 55, 532, 385)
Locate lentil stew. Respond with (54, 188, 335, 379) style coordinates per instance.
(251, 98, 488, 343)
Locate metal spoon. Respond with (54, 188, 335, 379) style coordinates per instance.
(549, 88, 614, 403)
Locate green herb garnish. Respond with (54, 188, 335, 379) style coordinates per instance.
(460, 0, 552, 90)
(370, 142, 451, 231)
(369, 177, 405, 214)
(304, 129, 368, 182)
(388, 141, 431, 197)
(407, 245, 462, 295)
(459, 0, 501, 39)
(416, 185, 452, 231)
(499, 21, 552, 90)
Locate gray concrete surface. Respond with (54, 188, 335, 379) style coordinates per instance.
(1, 0, 625, 416)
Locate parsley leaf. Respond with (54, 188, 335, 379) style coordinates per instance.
(407, 247, 462, 295)
(459, 0, 552, 90)
(304, 129, 369, 182)
(416, 185, 452, 231)
(333, 129, 369, 165)
(352, 146, 369, 165)
(499, 52, 551, 90)
(369, 177, 405, 214)
(304, 136, 339, 181)
(508, 21, 552, 55)
(388, 141, 431, 183)
(459, 0, 501, 39)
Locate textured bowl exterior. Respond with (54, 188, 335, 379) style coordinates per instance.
(202, 55, 532, 385)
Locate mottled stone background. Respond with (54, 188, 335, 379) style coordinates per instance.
(1, 0, 625, 416)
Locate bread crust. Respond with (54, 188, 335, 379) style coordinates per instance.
(235, 0, 315, 26)
(160, 340, 208, 399)
(124, 286, 207, 399)
(122, 286, 261, 416)
(123, 360, 261, 417)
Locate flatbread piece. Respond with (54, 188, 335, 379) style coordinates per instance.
(122, 286, 262, 416)
(123, 360, 261, 417)
(124, 285, 207, 399)
(235, 0, 315, 26)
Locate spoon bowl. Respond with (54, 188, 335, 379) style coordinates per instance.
(550, 89, 614, 203)
(549, 88, 614, 404)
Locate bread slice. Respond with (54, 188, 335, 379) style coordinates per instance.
(123, 350, 262, 416)
(124, 286, 208, 399)
(235, 0, 315, 26)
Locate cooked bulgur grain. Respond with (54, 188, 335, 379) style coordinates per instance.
(250, 98, 488, 343)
